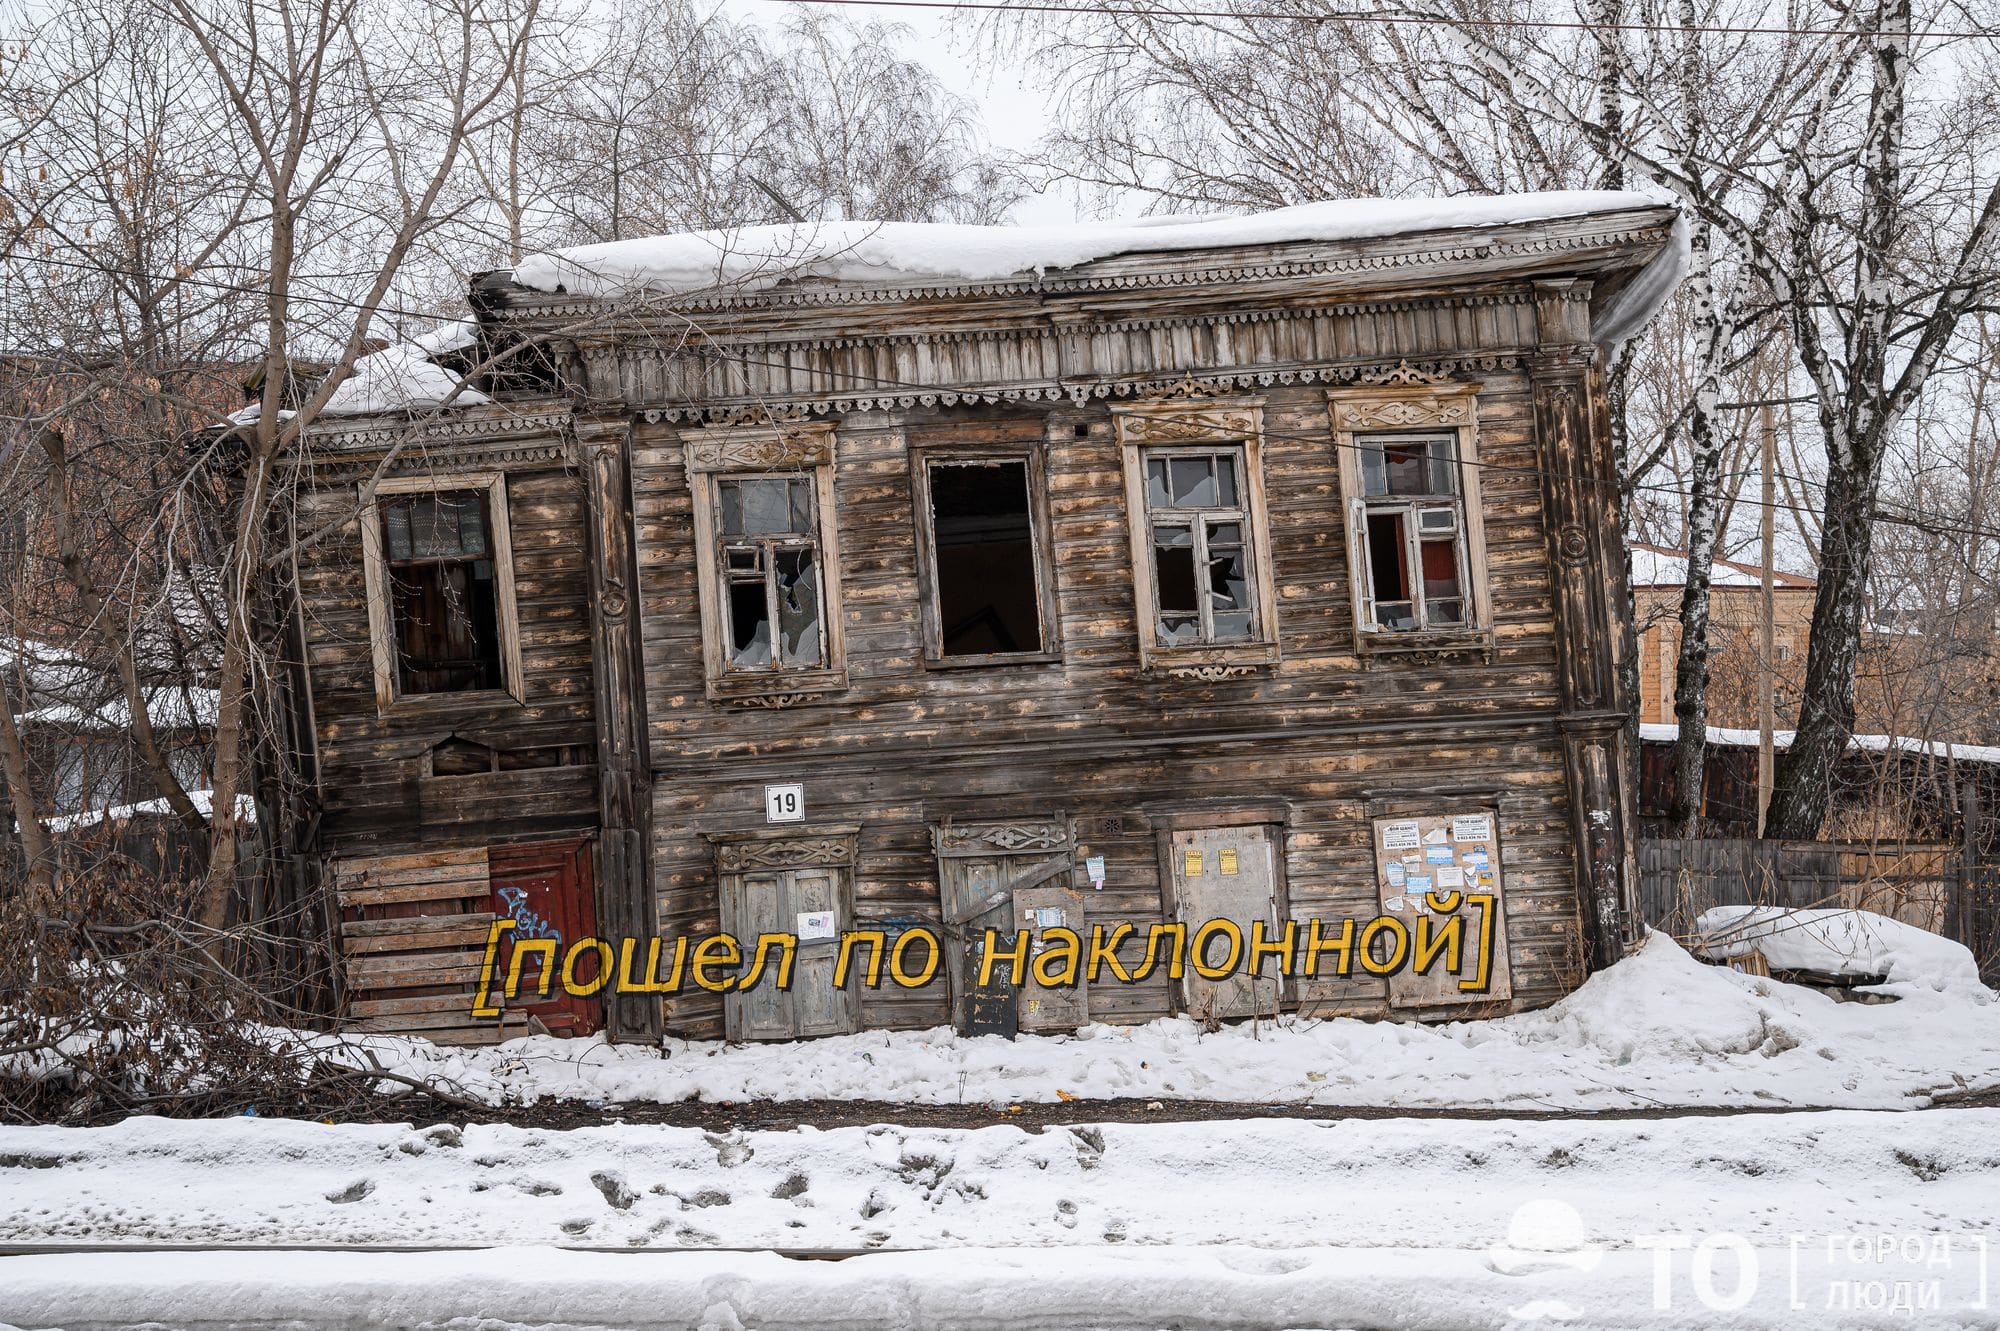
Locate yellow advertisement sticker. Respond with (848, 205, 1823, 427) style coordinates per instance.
(1220, 848, 1240, 875)
(1183, 848, 1204, 877)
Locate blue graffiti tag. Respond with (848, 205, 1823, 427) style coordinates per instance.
(497, 885, 564, 944)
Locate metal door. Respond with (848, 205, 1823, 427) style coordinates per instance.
(720, 865, 859, 1041)
(1170, 825, 1282, 1022)
(488, 837, 600, 1037)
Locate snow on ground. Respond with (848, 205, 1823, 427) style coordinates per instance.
(1696, 906, 1984, 987)
(335, 935, 1998, 1112)
(5, 1109, 1997, 1251)
(4, 1110, 1999, 1328)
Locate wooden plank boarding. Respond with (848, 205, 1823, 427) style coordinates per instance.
(1371, 809, 1513, 1007)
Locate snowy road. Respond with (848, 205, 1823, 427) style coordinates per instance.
(2, 1108, 1997, 1328)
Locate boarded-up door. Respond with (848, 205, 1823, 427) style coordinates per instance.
(720, 863, 860, 1041)
(488, 837, 601, 1037)
(1171, 825, 1282, 1022)
(1369, 809, 1512, 1007)
(934, 817, 1077, 1037)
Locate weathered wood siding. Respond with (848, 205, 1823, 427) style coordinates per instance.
(633, 375, 1590, 1038)
(295, 457, 601, 860)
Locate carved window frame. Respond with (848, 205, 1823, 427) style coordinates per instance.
(683, 422, 848, 702)
(908, 440, 1063, 669)
(359, 471, 525, 712)
(1327, 383, 1495, 659)
(1111, 398, 1282, 674)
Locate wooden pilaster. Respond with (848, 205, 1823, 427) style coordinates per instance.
(1531, 280, 1643, 969)
(579, 417, 659, 1040)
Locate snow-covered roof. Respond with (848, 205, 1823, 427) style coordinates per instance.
(1638, 722, 2000, 766)
(1629, 542, 1814, 590)
(512, 191, 1683, 344)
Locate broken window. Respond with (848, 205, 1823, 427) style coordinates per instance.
(1139, 448, 1259, 647)
(920, 458, 1049, 660)
(716, 476, 826, 673)
(381, 490, 504, 693)
(1353, 432, 1470, 632)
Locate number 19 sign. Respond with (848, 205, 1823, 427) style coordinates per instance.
(764, 783, 805, 823)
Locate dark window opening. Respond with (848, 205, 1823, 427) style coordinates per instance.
(928, 460, 1044, 657)
(383, 491, 502, 694)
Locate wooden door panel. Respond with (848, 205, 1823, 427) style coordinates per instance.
(1015, 884, 1088, 1032)
(721, 863, 858, 1041)
(934, 818, 1077, 1037)
(943, 856, 1019, 1037)
(488, 837, 600, 1037)
(724, 872, 791, 1041)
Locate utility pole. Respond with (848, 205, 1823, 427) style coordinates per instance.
(1757, 403, 1777, 838)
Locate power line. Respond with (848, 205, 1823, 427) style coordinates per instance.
(754, 0, 2000, 43)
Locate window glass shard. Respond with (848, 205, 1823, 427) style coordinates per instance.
(775, 547, 823, 667)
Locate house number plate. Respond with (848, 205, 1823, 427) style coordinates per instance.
(764, 783, 806, 824)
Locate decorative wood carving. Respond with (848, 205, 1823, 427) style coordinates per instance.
(713, 836, 856, 872)
(682, 422, 835, 474)
(1330, 395, 1472, 431)
(1359, 359, 1455, 386)
(1112, 409, 1259, 444)
(932, 818, 1072, 857)
(723, 691, 814, 709)
(1165, 664, 1258, 681)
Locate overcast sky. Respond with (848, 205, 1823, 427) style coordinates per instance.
(722, 0, 1111, 226)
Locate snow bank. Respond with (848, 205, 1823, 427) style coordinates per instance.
(514, 191, 1679, 328)
(1695, 906, 1983, 990)
(330, 934, 1995, 1112)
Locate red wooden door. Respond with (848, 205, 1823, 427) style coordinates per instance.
(488, 838, 602, 1037)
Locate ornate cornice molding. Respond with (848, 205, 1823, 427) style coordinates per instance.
(296, 404, 573, 454)
(640, 357, 1520, 425)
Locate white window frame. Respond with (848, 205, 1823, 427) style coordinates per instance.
(359, 471, 525, 711)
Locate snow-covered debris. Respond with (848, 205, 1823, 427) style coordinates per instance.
(514, 191, 1682, 344)
(327, 934, 1996, 1112)
(42, 789, 254, 832)
(1695, 905, 1983, 990)
(320, 341, 491, 415)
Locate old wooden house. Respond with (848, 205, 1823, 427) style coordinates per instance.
(277, 194, 1685, 1044)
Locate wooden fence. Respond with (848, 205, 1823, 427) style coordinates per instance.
(1637, 838, 1955, 943)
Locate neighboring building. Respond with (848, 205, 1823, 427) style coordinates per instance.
(1631, 543, 1816, 730)
(268, 194, 1684, 1044)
